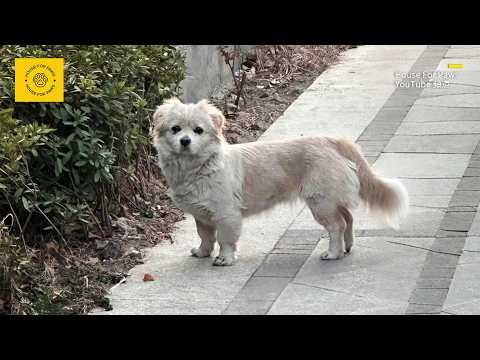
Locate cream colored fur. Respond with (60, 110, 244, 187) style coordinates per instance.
(151, 98, 409, 266)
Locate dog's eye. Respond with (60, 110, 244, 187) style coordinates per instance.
(193, 127, 204, 135)
(171, 125, 181, 133)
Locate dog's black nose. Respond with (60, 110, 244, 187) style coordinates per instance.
(180, 136, 191, 147)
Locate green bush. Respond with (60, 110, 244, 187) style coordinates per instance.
(0, 45, 185, 243)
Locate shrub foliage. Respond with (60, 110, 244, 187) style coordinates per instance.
(0, 45, 186, 244)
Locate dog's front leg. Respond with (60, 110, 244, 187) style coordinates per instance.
(191, 218, 216, 258)
(213, 216, 242, 266)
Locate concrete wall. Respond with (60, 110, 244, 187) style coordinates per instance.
(176, 45, 254, 103)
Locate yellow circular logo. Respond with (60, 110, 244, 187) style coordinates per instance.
(24, 63, 57, 97)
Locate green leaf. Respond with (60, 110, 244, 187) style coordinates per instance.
(22, 196, 30, 211)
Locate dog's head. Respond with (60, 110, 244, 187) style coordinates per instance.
(151, 98, 225, 159)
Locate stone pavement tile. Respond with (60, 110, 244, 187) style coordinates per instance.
(467, 208, 480, 236)
(405, 304, 442, 314)
(435, 230, 468, 238)
(415, 93, 480, 109)
(439, 211, 476, 232)
(444, 71, 480, 87)
(463, 236, 480, 252)
(457, 177, 480, 190)
(442, 299, 480, 315)
(384, 135, 479, 154)
(396, 122, 480, 135)
(410, 195, 451, 209)
(254, 253, 310, 278)
(403, 104, 480, 122)
(449, 191, 480, 207)
(373, 153, 470, 179)
(416, 278, 452, 289)
(464, 167, 480, 177)
(354, 207, 444, 238)
(226, 276, 291, 303)
(275, 237, 433, 308)
(446, 48, 480, 58)
(275, 228, 321, 247)
(400, 178, 460, 196)
(419, 266, 457, 279)
(448, 206, 478, 212)
(409, 288, 450, 305)
(443, 257, 480, 313)
(422, 252, 460, 268)
(267, 283, 406, 315)
(222, 299, 273, 315)
(421, 83, 480, 98)
(430, 237, 465, 255)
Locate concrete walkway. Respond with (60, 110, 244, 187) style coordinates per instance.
(95, 45, 480, 315)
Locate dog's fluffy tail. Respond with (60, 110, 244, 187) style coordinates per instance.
(334, 138, 409, 229)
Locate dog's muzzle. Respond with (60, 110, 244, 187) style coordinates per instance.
(180, 136, 191, 147)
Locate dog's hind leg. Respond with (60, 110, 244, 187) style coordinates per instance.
(191, 218, 216, 258)
(213, 215, 242, 266)
(338, 206, 354, 253)
(306, 198, 346, 260)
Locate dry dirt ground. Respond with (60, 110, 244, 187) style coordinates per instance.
(1, 45, 351, 314)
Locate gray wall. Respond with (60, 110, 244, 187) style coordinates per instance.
(176, 45, 254, 103)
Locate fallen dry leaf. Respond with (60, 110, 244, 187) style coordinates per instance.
(143, 273, 154, 282)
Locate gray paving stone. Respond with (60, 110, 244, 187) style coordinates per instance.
(416, 278, 452, 289)
(421, 83, 480, 98)
(270, 249, 314, 255)
(443, 258, 480, 313)
(373, 153, 470, 179)
(409, 288, 449, 305)
(396, 122, 480, 135)
(423, 252, 460, 268)
(448, 206, 478, 212)
(446, 48, 480, 58)
(410, 195, 451, 209)
(354, 208, 444, 238)
(400, 178, 460, 196)
(419, 266, 457, 279)
(384, 135, 479, 154)
(229, 276, 291, 302)
(468, 209, 480, 236)
(254, 253, 310, 278)
(449, 191, 480, 207)
(464, 167, 480, 177)
(436, 230, 467, 238)
(405, 304, 442, 314)
(430, 237, 466, 254)
(416, 93, 480, 108)
(404, 105, 480, 122)
(458, 177, 480, 190)
(439, 211, 476, 232)
(275, 229, 323, 247)
(267, 283, 406, 315)
(463, 236, 480, 252)
(223, 299, 273, 315)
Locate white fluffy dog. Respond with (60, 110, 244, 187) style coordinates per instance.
(151, 98, 409, 266)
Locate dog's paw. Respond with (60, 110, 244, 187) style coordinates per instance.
(191, 247, 212, 258)
(213, 255, 235, 266)
(320, 250, 345, 260)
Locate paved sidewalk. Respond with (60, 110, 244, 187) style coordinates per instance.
(95, 45, 480, 315)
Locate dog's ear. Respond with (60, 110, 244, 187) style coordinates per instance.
(197, 99, 225, 134)
(151, 97, 182, 129)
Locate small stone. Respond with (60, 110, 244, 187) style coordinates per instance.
(143, 273, 154, 282)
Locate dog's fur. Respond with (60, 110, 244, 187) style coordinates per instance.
(151, 98, 409, 266)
